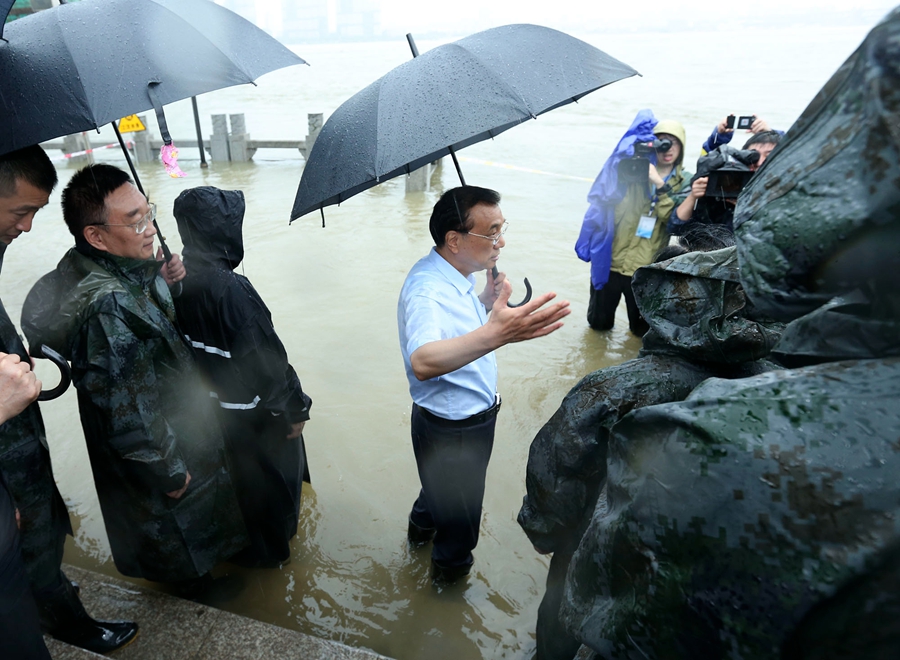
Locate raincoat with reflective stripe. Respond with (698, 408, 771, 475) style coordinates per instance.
(172, 186, 311, 564)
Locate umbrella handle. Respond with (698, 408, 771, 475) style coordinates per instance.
(35, 345, 72, 402)
(492, 266, 532, 308)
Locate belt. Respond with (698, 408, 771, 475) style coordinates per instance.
(415, 396, 501, 429)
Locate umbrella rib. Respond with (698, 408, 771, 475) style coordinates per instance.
(53, 7, 101, 129)
(147, 0, 258, 84)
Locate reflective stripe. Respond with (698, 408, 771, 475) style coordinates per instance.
(209, 392, 260, 410)
(184, 335, 231, 358)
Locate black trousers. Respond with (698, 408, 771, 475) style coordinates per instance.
(586, 271, 649, 337)
(408, 404, 496, 568)
(1, 484, 51, 660)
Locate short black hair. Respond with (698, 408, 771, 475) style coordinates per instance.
(61, 164, 133, 239)
(429, 185, 501, 247)
(679, 223, 736, 251)
(0, 145, 58, 198)
(742, 130, 782, 150)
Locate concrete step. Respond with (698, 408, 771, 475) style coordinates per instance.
(45, 637, 105, 659)
(49, 564, 390, 660)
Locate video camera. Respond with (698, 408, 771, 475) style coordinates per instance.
(633, 137, 673, 158)
(687, 145, 760, 230)
(618, 138, 674, 184)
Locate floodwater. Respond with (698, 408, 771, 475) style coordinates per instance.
(0, 24, 882, 660)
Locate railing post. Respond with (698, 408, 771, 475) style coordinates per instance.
(229, 113, 256, 162)
(300, 113, 323, 159)
(131, 115, 155, 164)
(210, 114, 231, 162)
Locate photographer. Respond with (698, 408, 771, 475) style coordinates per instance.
(701, 114, 781, 155)
(670, 130, 783, 234)
(576, 110, 691, 337)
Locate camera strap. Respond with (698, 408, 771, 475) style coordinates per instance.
(648, 169, 676, 217)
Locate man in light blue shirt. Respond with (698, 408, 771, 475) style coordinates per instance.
(398, 186, 570, 583)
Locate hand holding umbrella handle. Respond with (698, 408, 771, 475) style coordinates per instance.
(492, 266, 532, 308)
(34, 345, 72, 402)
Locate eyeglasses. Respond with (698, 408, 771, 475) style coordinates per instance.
(464, 221, 508, 246)
(91, 203, 156, 234)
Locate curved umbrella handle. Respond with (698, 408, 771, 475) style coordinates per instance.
(492, 266, 532, 308)
(35, 345, 72, 402)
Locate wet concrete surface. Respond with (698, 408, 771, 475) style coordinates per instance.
(45, 564, 392, 660)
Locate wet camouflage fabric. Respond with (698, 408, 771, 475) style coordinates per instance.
(518, 247, 782, 555)
(558, 10, 900, 658)
(561, 357, 900, 659)
(22, 246, 248, 582)
(733, 7, 900, 323)
(0, 244, 71, 592)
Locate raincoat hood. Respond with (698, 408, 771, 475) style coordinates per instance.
(633, 247, 783, 364)
(734, 8, 900, 337)
(653, 118, 685, 162)
(174, 187, 245, 271)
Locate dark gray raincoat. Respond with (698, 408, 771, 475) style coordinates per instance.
(172, 186, 312, 565)
(559, 9, 900, 658)
(22, 245, 247, 582)
(0, 245, 71, 592)
(519, 247, 781, 660)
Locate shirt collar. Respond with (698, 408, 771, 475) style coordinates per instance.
(427, 247, 476, 295)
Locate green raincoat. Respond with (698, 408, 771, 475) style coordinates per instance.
(0, 244, 71, 592)
(518, 247, 782, 660)
(22, 245, 247, 582)
(559, 9, 900, 658)
(609, 166, 690, 277)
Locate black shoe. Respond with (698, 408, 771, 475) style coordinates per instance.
(52, 619, 139, 655)
(38, 573, 139, 654)
(407, 517, 436, 547)
(432, 559, 472, 585)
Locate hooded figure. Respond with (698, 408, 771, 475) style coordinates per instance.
(558, 9, 900, 658)
(22, 244, 248, 584)
(172, 187, 312, 568)
(576, 111, 692, 335)
(518, 245, 782, 660)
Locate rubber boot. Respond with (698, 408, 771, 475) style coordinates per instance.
(37, 576, 139, 654)
(407, 516, 436, 548)
(431, 559, 472, 585)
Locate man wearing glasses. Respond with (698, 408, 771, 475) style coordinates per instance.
(23, 164, 248, 592)
(398, 185, 570, 583)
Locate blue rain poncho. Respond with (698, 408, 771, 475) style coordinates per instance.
(575, 109, 658, 290)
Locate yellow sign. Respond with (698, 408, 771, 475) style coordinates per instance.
(117, 115, 146, 133)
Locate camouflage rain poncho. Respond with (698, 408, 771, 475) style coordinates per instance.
(559, 8, 900, 659)
(518, 246, 782, 660)
(0, 244, 71, 592)
(22, 245, 248, 582)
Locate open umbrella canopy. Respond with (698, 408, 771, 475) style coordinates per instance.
(1, 1, 15, 39)
(0, 0, 305, 156)
(291, 24, 638, 221)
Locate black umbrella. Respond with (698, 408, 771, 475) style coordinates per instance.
(1, 0, 15, 40)
(0, 0, 304, 261)
(290, 24, 638, 222)
(0, 0, 305, 156)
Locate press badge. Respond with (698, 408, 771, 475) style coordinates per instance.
(636, 215, 656, 239)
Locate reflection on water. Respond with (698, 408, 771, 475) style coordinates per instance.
(1, 25, 878, 660)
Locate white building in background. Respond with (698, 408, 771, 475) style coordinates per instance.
(212, 0, 380, 42)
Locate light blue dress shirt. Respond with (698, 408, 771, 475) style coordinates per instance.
(398, 248, 498, 420)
